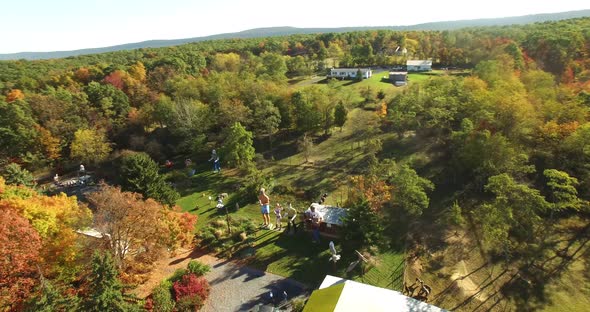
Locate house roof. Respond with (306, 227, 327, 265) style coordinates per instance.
(330, 68, 372, 73)
(307, 203, 348, 226)
(407, 60, 432, 66)
(303, 275, 448, 312)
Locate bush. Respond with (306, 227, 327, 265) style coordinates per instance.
(187, 261, 210, 277)
(168, 268, 188, 283)
(175, 294, 204, 312)
(173, 274, 210, 310)
(149, 280, 175, 312)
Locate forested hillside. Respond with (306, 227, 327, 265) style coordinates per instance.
(1, 16, 590, 311)
(1, 9, 589, 60)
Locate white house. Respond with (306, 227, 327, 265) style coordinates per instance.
(328, 68, 372, 79)
(407, 60, 432, 72)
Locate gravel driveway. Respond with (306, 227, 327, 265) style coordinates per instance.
(202, 257, 309, 312)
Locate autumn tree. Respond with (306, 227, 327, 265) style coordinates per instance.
(0, 204, 41, 310)
(117, 152, 179, 206)
(87, 184, 172, 267)
(70, 129, 112, 165)
(347, 175, 391, 212)
(6, 89, 25, 102)
(221, 122, 255, 168)
(4, 190, 92, 281)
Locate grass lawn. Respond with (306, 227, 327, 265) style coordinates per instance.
(172, 107, 407, 289)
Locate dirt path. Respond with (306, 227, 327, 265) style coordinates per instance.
(133, 248, 309, 311)
(133, 248, 215, 298)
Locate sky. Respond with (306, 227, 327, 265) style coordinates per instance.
(0, 0, 588, 54)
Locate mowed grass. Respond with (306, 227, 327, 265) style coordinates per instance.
(173, 104, 407, 289)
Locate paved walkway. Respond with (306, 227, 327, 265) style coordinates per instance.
(203, 257, 308, 312)
(133, 248, 309, 312)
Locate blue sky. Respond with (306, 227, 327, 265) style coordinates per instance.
(0, 0, 588, 53)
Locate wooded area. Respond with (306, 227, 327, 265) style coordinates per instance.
(1, 16, 590, 311)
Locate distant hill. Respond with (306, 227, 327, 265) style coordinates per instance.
(2, 9, 590, 61)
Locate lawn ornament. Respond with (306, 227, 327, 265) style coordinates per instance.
(329, 241, 341, 263)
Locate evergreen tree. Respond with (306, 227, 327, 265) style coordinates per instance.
(26, 278, 78, 312)
(81, 252, 127, 312)
(118, 152, 179, 206)
(334, 102, 347, 132)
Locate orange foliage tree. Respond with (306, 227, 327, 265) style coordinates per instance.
(5, 89, 25, 102)
(87, 183, 196, 268)
(0, 205, 42, 310)
(347, 175, 392, 212)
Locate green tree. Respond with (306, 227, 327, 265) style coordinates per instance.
(543, 169, 584, 211)
(70, 129, 112, 165)
(297, 133, 314, 163)
(0, 99, 39, 160)
(251, 100, 281, 151)
(118, 152, 179, 206)
(341, 199, 385, 251)
(389, 164, 434, 216)
(2, 163, 35, 187)
(475, 174, 550, 253)
(81, 252, 127, 312)
(221, 122, 255, 168)
(334, 102, 347, 132)
(26, 278, 78, 312)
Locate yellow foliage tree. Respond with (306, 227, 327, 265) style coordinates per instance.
(0, 186, 92, 279)
(128, 61, 147, 82)
(70, 128, 112, 165)
(35, 125, 61, 161)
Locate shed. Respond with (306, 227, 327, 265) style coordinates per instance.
(406, 60, 432, 72)
(303, 203, 348, 237)
(389, 71, 408, 86)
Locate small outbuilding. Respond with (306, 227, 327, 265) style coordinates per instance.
(406, 60, 432, 72)
(303, 203, 348, 237)
(328, 68, 372, 80)
(389, 71, 408, 86)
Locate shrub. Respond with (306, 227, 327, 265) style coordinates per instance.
(168, 268, 188, 283)
(172, 274, 210, 310)
(187, 260, 210, 277)
(175, 294, 204, 312)
(149, 280, 175, 312)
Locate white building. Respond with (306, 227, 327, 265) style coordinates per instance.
(328, 68, 372, 79)
(407, 60, 432, 72)
(303, 275, 448, 312)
